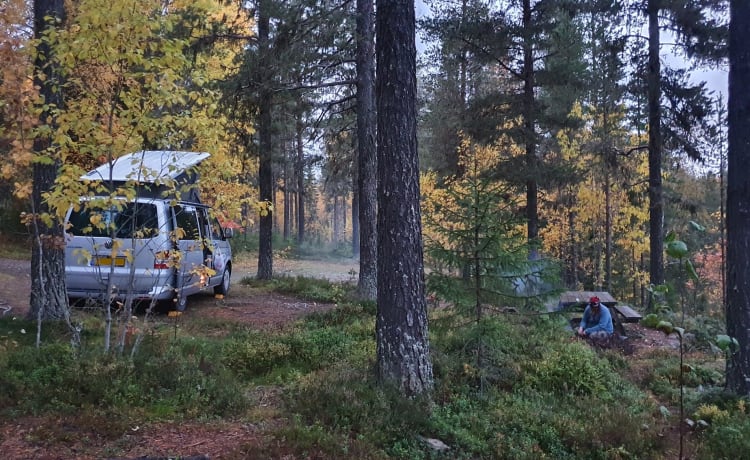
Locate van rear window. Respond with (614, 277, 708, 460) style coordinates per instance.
(68, 203, 159, 238)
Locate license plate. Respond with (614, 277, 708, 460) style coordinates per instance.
(93, 256, 126, 267)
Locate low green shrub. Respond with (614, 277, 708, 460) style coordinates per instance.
(429, 394, 496, 456)
(0, 335, 247, 419)
(641, 313, 662, 328)
(525, 341, 610, 396)
(221, 315, 369, 378)
(696, 400, 750, 459)
(270, 415, 386, 459)
(0, 342, 80, 413)
(240, 275, 352, 304)
(286, 326, 352, 367)
(286, 364, 432, 455)
(302, 302, 373, 328)
(221, 331, 293, 377)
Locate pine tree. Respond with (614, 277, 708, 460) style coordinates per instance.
(725, 0, 750, 396)
(355, 0, 377, 300)
(637, 0, 726, 286)
(376, 0, 433, 396)
(420, 0, 588, 257)
(423, 136, 548, 390)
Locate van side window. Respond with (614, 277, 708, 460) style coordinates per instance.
(197, 208, 211, 241)
(211, 218, 224, 239)
(174, 206, 200, 240)
(115, 204, 159, 238)
(67, 203, 157, 238)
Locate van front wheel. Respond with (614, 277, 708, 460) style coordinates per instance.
(214, 268, 231, 296)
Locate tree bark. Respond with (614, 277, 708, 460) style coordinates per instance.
(375, 0, 433, 397)
(257, 0, 273, 280)
(605, 168, 612, 292)
(647, 0, 664, 286)
(352, 175, 360, 256)
(522, 0, 539, 260)
(283, 140, 291, 241)
(296, 114, 306, 244)
(726, 0, 750, 396)
(27, 0, 69, 323)
(356, 0, 377, 300)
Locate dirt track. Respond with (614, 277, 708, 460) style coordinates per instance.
(0, 256, 359, 324)
(0, 258, 30, 316)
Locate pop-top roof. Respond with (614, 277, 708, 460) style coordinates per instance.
(81, 150, 210, 183)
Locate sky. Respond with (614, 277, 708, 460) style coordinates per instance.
(414, 1, 729, 99)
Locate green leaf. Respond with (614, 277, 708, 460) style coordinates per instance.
(647, 284, 669, 294)
(665, 231, 677, 243)
(715, 334, 739, 352)
(656, 321, 674, 335)
(666, 240, 689, 259)
(686, 260, 699, 282)
(689, 221, 706, 232)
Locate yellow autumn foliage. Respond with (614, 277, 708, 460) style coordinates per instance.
(16, 0, 260, 224)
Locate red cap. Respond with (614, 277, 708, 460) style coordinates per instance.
(590, 296, 600, 304)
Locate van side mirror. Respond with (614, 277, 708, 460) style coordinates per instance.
(223, 227, 234, 239)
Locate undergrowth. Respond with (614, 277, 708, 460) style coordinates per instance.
(0, 275, 748, 458)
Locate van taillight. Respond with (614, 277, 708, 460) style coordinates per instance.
(154, 251, 170, 269)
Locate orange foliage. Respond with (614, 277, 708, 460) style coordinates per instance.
(0, 0, 37, 198)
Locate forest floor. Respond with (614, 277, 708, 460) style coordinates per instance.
(0, 255, 690, 459)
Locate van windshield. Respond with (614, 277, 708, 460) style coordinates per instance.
(68, 203, 159, 239)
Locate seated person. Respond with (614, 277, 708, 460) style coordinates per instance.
(577, 296, 614, 342)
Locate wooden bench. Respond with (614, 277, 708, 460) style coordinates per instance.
(612, 304, 642, 323)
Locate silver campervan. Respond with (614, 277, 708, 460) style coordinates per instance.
(65, 151, 233, 311)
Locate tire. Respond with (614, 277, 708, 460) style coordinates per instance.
(174, 293, 188, 312)
(214, 268, 230, 295)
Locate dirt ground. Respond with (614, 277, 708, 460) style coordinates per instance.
(0, 256, 359, 321)
(0, 256, 684, 459)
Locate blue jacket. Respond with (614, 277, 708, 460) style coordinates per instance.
(580, 304, 614, 335)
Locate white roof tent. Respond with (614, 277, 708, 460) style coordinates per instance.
(81, 150, 210, 202)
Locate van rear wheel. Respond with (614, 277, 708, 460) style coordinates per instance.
(173, 293, 187, 312)
(214, 268, 230, 295)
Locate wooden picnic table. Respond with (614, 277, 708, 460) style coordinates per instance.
(558, 291, 617, 308)
(557, 291, 642, 336)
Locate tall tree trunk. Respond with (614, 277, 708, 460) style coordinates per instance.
(296, 115, 306, 244)
(333, 195, 341, 244)
(27, 0, 69, 324)
(256, 1, 273, 280)
(522, 0, 538, 260)
(352, 175, 360, 256)
(376, 0, 433, 397)
(647, 0, 664, 286)
(283, 141, 291, 241)
(605, 169, 612, 292)
(356, 0, 377, 300)
(342, 195, 347, 243)
(568, 209, 578, 287)
(726, 0, 750, 396)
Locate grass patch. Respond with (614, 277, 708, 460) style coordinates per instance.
(241, 275, 352, 304)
